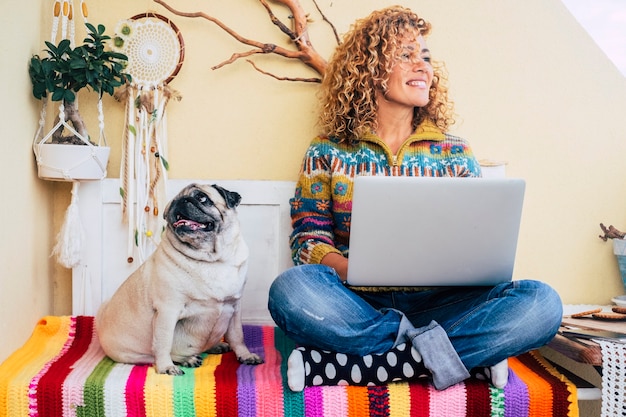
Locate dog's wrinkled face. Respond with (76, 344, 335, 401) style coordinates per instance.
(164, 184, 241, 250)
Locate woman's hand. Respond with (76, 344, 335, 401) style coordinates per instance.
(321, 252, 349, 282)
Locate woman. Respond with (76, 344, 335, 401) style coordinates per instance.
(268, 6, 562, 392)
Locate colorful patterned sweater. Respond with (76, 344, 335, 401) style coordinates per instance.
(289, 120, 482, 266)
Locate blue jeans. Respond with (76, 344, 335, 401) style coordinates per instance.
(268, 264, 562, 389)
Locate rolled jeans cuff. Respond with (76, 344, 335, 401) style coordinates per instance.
(407, 320, 470, 390)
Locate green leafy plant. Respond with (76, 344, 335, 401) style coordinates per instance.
(28, 23, 131, 144)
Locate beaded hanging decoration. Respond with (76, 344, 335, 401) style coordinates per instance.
(112, 13, 184, 263)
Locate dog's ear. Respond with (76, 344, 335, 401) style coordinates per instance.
(212, 184, 242, 208)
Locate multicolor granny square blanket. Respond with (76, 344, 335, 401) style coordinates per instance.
(0, 316, 578, 417)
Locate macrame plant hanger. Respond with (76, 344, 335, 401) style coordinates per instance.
(113, 13, 184, 264)
(34, 0, 109, 269)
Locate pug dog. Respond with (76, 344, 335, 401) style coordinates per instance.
(96, 183, 263, 375)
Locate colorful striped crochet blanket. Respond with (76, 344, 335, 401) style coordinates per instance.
(0, 316, 578, 417)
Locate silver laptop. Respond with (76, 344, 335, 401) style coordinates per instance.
(346, 176, 525, 287)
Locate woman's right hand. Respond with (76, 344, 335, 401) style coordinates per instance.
(321, 252, 349, 283)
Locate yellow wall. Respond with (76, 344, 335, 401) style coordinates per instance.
(2, 0, 626, 363)
(0, 0, 56, 361)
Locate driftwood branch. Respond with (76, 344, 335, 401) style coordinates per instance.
(154, 0, 331, 81)
(258, 0, 296, 39)
(212, 49, 266, 70)
(599, 223, 626, 241)
(247, 59, 321, 83)
(311, 0, 340, 44)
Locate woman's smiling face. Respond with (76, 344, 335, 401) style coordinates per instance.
(381, 34, 434, 109)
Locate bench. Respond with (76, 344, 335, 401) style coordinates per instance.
(0, 178, 581, 417)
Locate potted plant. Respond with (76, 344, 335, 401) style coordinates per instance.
(29, 23, 131, 181)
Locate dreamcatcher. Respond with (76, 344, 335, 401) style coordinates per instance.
(113, 13, 184, 264)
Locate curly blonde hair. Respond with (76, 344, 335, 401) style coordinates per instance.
(317, 6, 454, 141)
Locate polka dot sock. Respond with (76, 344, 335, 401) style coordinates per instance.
(286, 343, 429, 392)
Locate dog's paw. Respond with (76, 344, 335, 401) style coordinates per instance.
(175, 355, 204, 369)
(238, 353, 264, 365)
(206, 342, 231, 354)
(160, 365, 185, 376)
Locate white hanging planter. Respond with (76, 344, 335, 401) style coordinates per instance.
(34, 143, 110, 181)
(33, 100, 110, 182)
(29, 15, 129, 183)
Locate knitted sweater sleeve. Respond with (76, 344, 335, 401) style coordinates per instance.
(289, 139, 343, 266)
